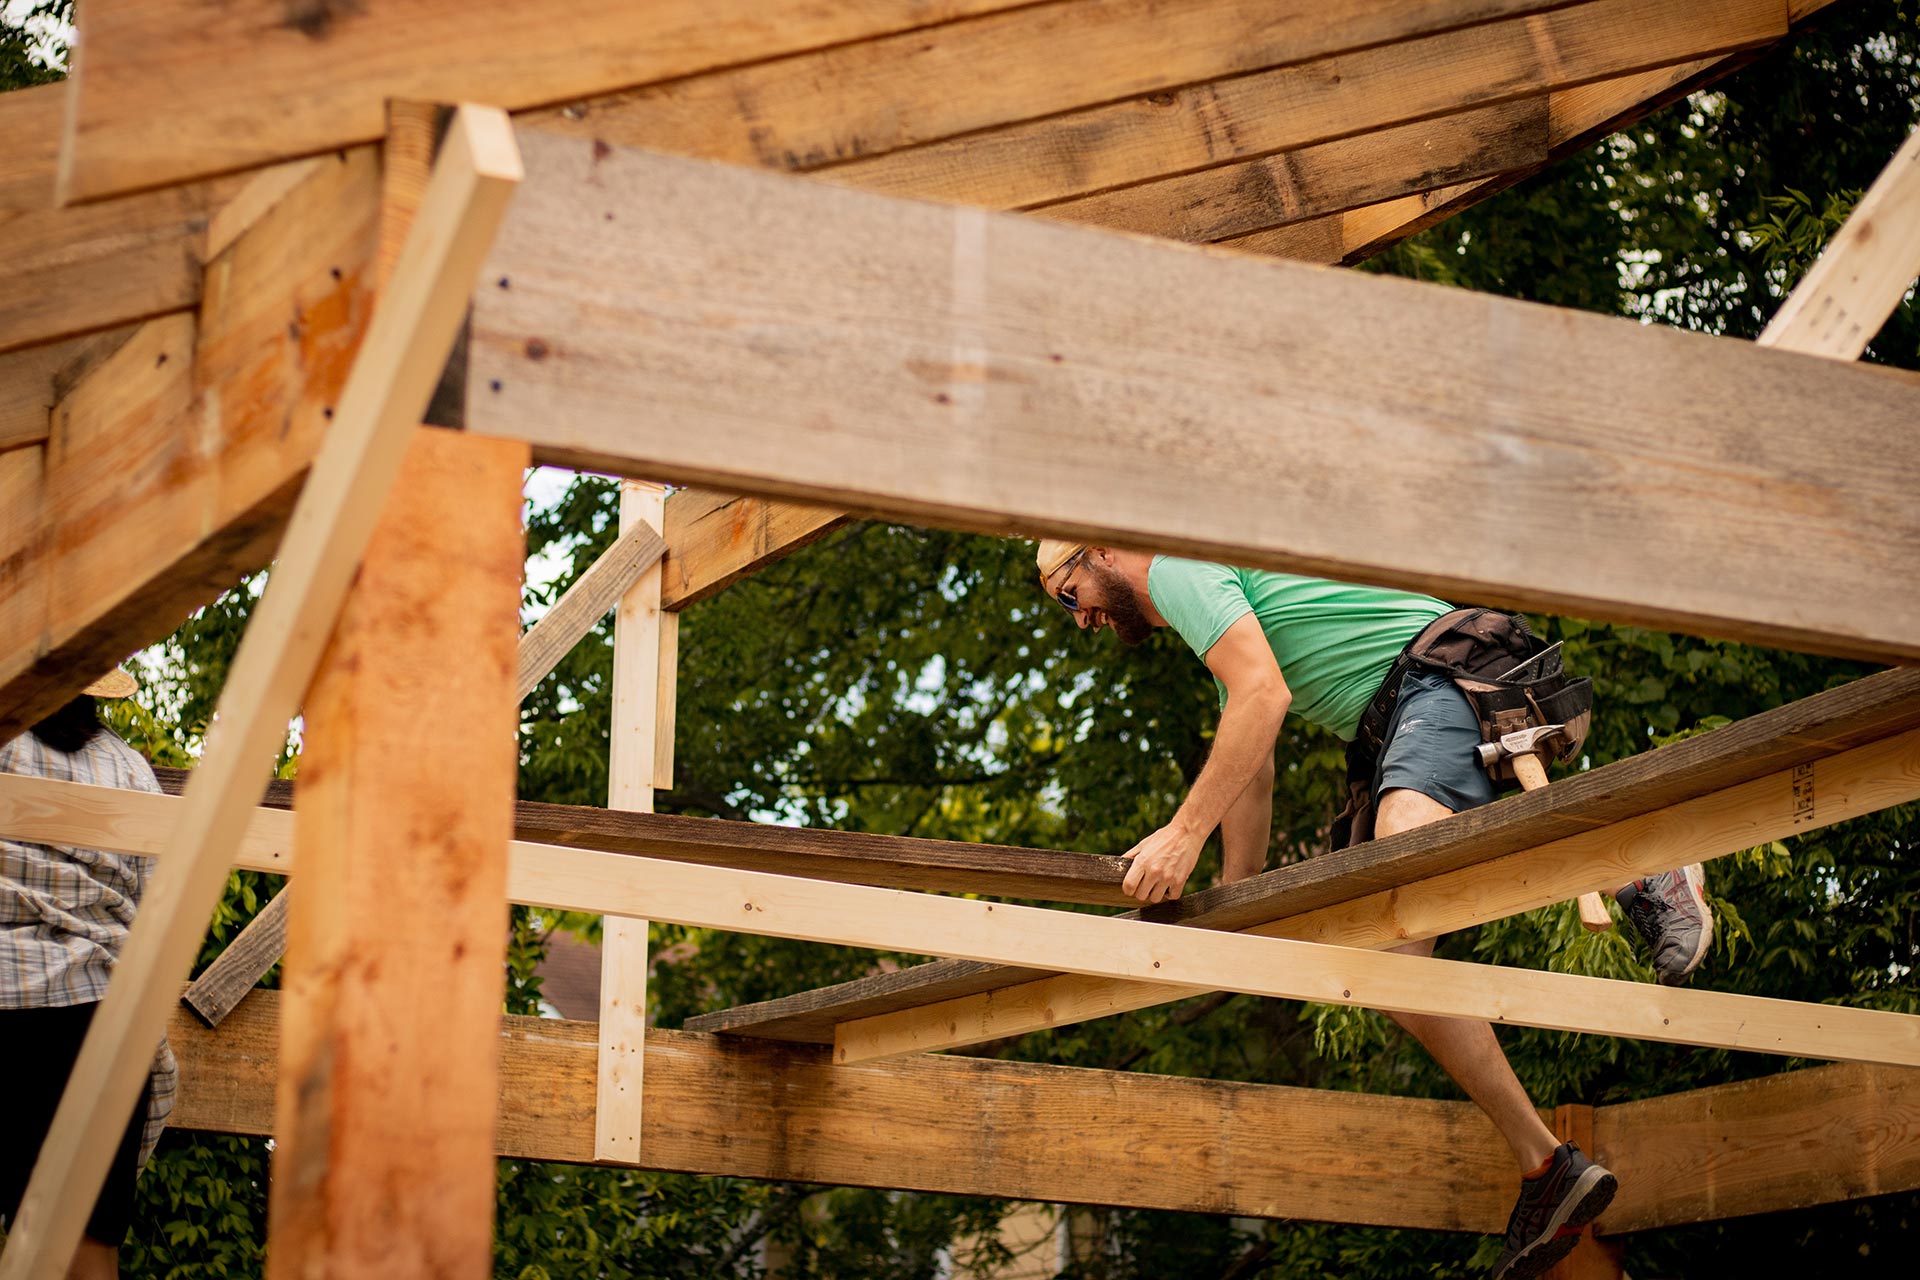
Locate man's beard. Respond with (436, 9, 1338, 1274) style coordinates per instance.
(1085, 560, 1154, 646)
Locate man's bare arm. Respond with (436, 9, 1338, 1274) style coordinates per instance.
(1219, 751, 1276, 883)
(1120, 614, 1288, 902)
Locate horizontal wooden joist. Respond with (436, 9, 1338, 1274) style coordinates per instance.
(687, 668, 1920, 1044)
(139, 767, 1135, 906)
(9, 769, 1920, 1069)
(1596, 1061, 1920, 1232)
(467, 130, 1920, 663)
(161, 992, 1920, 1234)
(169, 989, 1521, 1232)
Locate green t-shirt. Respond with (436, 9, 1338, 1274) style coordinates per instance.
(1146, 557, 1452, 740)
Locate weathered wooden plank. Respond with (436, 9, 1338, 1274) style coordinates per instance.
(166, 991, 1521, 1232)
(181, 888, 288, 1027)
(0, 147, 383, 742)
(818, 0, 1784, 209)
(140, 770, 1134, 906)
(59, 0, 1031, 203)
(271, 425, 525, 1279)
(1036, 98, 1549, 242)
(687, 669, 1920, 1041)
(1598, 1063, 1920, 1232)
(527, 0, 1564, 172)
(468, 131, 1920, 663)
(659, 488, 848, 611)
(518, 519, 666, 699)
(0, 106, 522, 1280)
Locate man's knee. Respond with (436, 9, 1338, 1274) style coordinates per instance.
(1374, 786, 1456, 838)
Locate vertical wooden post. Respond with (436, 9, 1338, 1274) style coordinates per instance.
(266, 104, 529, 1278)
(1544, 1105, 1627, 1280)
(595, 480, 669, 1163)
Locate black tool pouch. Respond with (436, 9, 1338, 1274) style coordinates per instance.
(1404, 608, 1593, 786)
(1328, 739, 1378, 850)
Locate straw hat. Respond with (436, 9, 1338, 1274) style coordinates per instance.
(1035, 539, 1087, 583)
(82, 668, 138, 699)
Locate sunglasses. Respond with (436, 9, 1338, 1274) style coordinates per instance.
(1048, 547, 1090, 614)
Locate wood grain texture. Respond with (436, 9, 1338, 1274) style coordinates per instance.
(1037, 98, 1549, 241)
(1597, 1063, 1920, 1233)
(146, 768, 1136, 907)
(470, 131, 1920, 663)
(0, 107, 521, 1280)
(271, 426, 525, 1280)
(59, 0, 1029, 202)
(687, 668, 1920, 1041)
(659, 488, 849, 611)
(0, 148, 382, 742)
(166, 990, 1523, 1232)
(181, 887, 288, 1027)
(817, 0, 1783, 209)
(518, 519, 667, 699)
(527, 0, 1563, 172)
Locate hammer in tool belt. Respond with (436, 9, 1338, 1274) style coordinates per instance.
(1477, 724, 1613, 933)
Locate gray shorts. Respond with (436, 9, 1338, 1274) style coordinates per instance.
(1373, 669, 1495, 814)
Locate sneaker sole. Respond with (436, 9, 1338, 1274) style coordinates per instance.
(1659, 863, 1714, 987)
(1494, 1166, 1619, 1280)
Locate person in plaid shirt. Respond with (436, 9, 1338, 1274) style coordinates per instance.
(0, 670, 175, 1279)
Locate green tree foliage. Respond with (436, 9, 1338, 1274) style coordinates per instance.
(0, 1, 68, 90)
(18, 1, 1916, 1274)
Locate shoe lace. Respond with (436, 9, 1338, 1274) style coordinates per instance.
(1625, 888, 1671, 941)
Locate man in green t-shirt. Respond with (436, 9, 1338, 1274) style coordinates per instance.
(1034, 540, 1713, 1280)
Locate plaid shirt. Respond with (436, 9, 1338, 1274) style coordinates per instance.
(1, 728, 177, 1171)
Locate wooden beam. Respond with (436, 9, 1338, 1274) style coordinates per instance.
(165, 991, 1524, 1233)
(597, 481, 666, 1164)
(181, 888, 289, 1027)
(527, 0, 1566, 173)
(517, 517, 666, 700)
(36, 770, 1140, 906)
(272, 424, 525, 1277)
(659, 487, 847, 611)
(816, 0, 1782, 210)
(58, 0, 1033, 203)
(0, 147, 383, 742)
(469, 131, 1920, 664)
(830, 726, 1920, 1062)
(1597, 1062, 1920, 1233)
(1033, 98, 1550, 243)
(0, 104, 522, 1280)
(1546, 1106, 1626, 1278)
(685, 668, 1920, 1043)
(1760, 126, 1920, 358)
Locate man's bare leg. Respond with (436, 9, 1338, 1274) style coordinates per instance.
(1374, 786, 1560, 1172)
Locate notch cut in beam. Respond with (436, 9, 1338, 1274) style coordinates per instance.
(0, 104, 523, 1280)
(467, 131, 1920, 664)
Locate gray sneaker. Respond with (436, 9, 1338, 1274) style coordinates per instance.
(1615, 864, 1713, 986)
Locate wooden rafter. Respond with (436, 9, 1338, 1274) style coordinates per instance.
(468, 131, 1920, 663)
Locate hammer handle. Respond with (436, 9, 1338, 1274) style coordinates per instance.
(1510, 752, 1613, 933)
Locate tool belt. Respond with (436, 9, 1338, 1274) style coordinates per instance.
(1328, 608, 1592, 850)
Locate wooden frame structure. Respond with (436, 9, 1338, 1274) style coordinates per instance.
(3, 2, 1920, 1275)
